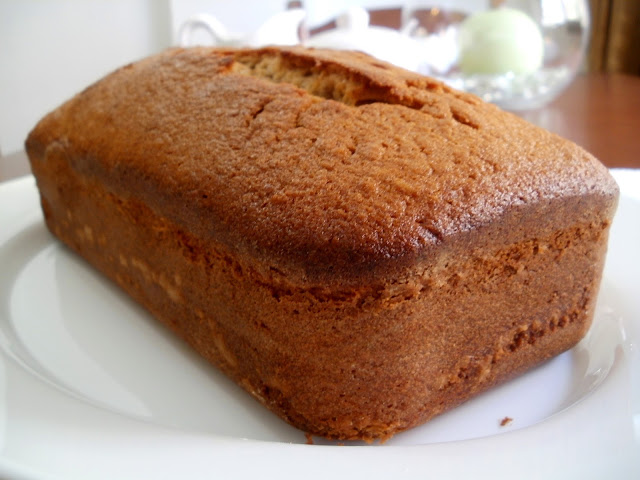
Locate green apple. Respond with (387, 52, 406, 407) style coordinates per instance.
(458, 7, 544, 75)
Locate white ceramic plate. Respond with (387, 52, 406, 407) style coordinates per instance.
(0, 173, 638, 480)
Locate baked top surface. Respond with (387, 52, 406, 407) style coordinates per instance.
(27, 46, 618, 282)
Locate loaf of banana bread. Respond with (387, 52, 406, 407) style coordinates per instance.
(26, 46, 618, 441)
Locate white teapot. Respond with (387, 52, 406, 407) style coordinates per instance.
(304, 6, 421, 72)
(178, 8, 305, 48)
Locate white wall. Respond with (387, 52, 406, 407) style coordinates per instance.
(0, 0, 172, 155)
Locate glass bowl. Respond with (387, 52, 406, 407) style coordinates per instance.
(401, 0, 590, 110)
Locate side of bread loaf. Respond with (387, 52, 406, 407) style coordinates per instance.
(26, 46, 618, 441)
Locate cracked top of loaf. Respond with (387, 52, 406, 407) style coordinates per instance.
(26, 46, 618, 284)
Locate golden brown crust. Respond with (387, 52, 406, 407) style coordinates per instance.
(26, 46, 618, 285)
(26, 46, 619, 441)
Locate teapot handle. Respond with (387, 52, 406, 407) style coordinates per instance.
(178, 13, 230, 47)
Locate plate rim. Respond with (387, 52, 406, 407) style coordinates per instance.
(1, 173, 638, 480)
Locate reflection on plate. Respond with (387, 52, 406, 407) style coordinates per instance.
(0, 174, 638, 479)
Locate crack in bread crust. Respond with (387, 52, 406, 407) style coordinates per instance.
(230, 47, 480, 129)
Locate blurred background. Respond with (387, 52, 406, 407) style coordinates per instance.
(0, 0, 638, 157)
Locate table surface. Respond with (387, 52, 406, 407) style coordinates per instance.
(1, 72, 638, 183)
(519, 73, 640, 169)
